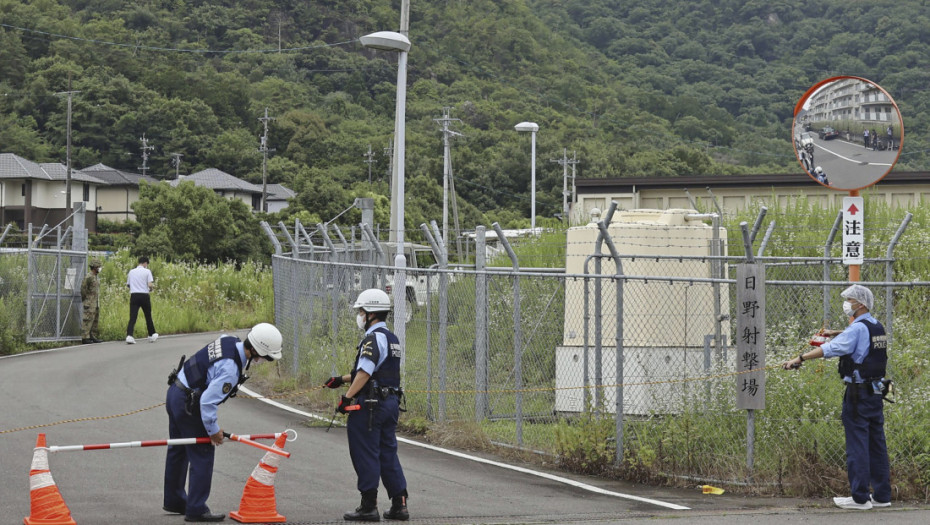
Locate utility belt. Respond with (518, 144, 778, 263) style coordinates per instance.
(359, 380, 407, 416)
(369, 385, 404, 400)
(167, 354, 201, 416)
(844, 378, 895, 418)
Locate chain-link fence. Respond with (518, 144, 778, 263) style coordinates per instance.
(0, 222, 88, 350)
(267, 217, 930, 497)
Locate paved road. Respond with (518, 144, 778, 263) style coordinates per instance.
(2, 332, 928, 524)
(811, 136, 897, 190)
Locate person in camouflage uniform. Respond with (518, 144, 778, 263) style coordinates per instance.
(81, 259, 103, 344)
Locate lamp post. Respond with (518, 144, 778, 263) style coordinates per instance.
(514, 121, 539, 230)
(360, 30, 411, 341)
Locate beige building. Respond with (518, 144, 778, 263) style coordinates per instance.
(81, 164, 159, 223)
(573, 171, 928, 222)
(0, 153, 106, 230)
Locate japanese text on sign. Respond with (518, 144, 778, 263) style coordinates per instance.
(842, 196, 864, 265)
(736, 264, 765, 410)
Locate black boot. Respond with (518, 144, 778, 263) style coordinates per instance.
(383, 492, 409, 521)
(344, 490, 380, 521)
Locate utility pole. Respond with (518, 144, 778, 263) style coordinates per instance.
(55, 75, 80, 222)
(258, 108, 275, 212)
(550, 148, 580, 224)
(570, 150, 580, 222)
(383, 138, 394, 187)
(363, 144, 376, 186)
(169, 153, 183, 179)
(139, 134, 154, 177)
(433, 107, 462, 250)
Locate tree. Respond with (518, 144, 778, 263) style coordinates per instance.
(131, 181, 269, 263)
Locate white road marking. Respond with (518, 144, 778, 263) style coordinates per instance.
(818, 142, 893, 166)
(240, 385, 691, 511)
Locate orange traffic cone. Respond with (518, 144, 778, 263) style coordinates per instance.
(229, 433, 287, 523)
(24, 433, 76, 525)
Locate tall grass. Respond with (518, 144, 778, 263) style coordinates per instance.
(96, 249, 274, 340)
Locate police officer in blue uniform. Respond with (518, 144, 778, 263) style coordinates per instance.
(324, 289, 409, 521)
(163, 323, 283, 522)
(783, 284, 891, 510)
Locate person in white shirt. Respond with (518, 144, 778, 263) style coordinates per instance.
(126, 256, 158, 344)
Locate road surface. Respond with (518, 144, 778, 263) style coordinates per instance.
(2, 332, 927, 524)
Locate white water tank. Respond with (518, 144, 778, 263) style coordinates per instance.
(556, 208, 729, 414)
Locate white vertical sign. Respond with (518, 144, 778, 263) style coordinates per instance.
(736, 264, 765, 410)
(842, 196, 864, 265)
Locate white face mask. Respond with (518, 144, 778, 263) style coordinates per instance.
(356, 312, 367, 331)
(842, 301, 857, 317)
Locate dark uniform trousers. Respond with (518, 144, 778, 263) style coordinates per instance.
(164, 384, 215, 517)
(841, 385, 891, 504)
(347, 393, 407, 497)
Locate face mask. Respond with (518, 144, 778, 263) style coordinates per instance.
(842, 301, 856, 317)
(356, 313, 367, 331)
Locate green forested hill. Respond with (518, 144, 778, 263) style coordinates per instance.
(0, 0, 927, 229)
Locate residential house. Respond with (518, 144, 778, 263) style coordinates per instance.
(265, 183, 295, 213)
(81, 163, 159, 223)
(0, 153, 106, 231)
(170, 168, 263, 210)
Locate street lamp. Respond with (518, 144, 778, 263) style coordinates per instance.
(514, 121, 539, 230)
(361, 30, 410, 339)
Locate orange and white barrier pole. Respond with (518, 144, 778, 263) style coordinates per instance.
(46, 430, 296, 458)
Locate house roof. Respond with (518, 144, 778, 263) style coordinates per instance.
(169, 168, 262, 193)
(38, 163, 107, 184)
(81, 163, 159, 186)
(266, 183, 295, 201)
(0, 153, 104, 184)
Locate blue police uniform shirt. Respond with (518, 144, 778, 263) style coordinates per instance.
(820, 312, 877, 383)
(176, 340, 246, 435)
(356, 321, 389, 376)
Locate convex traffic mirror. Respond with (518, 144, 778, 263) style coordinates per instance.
(792, 76, 903, 191)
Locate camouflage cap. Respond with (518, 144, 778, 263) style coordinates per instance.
(89, 259, 102, 269)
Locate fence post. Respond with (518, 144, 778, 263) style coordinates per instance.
(474, 226, 488, 422)
(586, 203, 618, 415)
(740, 222, 757, 480)
(260, 221, 283, 255)
(757, 220, 776, 258)
(823, 211, 843, 321)
(595, 220, 624, 466)
(421, 222, 448, 422)
(493, 223, 522, 445)
(885, 212, 912, 358)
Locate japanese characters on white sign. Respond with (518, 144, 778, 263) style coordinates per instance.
(842, 196, 864, 265)
(736, 264, 765, 410)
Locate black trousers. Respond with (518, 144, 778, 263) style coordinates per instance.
(127, 292, 156, 336)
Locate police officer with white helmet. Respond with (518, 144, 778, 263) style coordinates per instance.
(325, 289, 409, 521)
(163, 323, 283, 522)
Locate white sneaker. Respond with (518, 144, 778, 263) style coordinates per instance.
(149, 333, 159, 343)
(126, 335, 135, 344)
(833, 496, 872, 510)
(870, 495, 891, 508)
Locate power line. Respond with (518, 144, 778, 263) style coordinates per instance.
(0, 23, 356, 54)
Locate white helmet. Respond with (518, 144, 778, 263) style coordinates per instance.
(247, 322, 282, 361)
(814, 166, 823, 174)
(353, 289, 392, 312)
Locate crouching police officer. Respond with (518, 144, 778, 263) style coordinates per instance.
(324, 289, 409, 521)
(164, 323, 283, 522)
